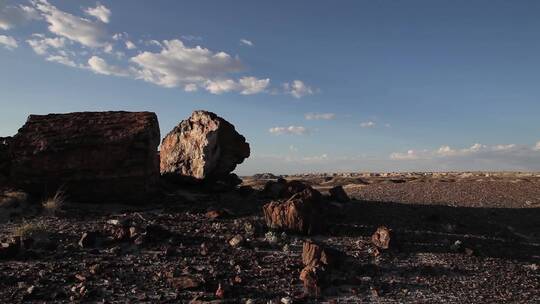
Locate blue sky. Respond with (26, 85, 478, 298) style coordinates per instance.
(1, 0, 540, 174)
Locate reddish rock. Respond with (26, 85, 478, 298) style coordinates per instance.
(371, 226, 392, 249)
(262, 188, 325, 234)
(9, 112, 160, 203)
(329, 186, 350, 202)
(263, 179, 315, 199)
(160, 110, 250, 182)
(300, 241, 340, 298)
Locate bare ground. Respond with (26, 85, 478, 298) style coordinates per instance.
(0, 172, 539, 303)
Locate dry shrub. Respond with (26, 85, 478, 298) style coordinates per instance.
(42, 189, 66, 215)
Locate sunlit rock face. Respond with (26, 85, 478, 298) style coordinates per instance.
(160, 110, 250, 182)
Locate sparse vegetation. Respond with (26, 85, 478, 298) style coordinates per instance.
(41, 189, 66, 216)
(12, 221, 47, 240)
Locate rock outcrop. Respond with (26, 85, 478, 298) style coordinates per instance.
(160, 110, 250, 183)
(9, 112, 160, 203)
(262, 187, 325, 234)
(0, 137, 10, 184)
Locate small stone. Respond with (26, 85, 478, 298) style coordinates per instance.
(371, 226, 391, 250)
(281, 296, 293, 304)
(215, 283, 225, 299)
(229, 234, 244, 247)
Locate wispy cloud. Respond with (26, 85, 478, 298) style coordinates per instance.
(283, 80, 314, 98)
(360, 121, 376, 128)
(269, 126, 308, 135)
(0, 34, 18, 50)
(240, 38, 253, 47)
(305, 112, 335, 120)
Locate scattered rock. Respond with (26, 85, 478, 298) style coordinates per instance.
(206, 209, 229, 219)
(9, 111, 160, 203)
(328, 186, 350, 202)
(229, 234, 245, 247)
(160, 110, 250, 183)
(371, 226, 392, 250)
(215, 283, 225, 299)
(168, 275, 201, 290)
(299, 241, 340, 298)
(262, 188, 325, 234)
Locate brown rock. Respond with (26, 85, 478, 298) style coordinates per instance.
(160, 110, 250, 182)
(302, 240, 335, 267)
(263, 188, 325, 235)
(299, 241, 342, 298)
(371, 226, 392, 250)
(0, 137, 11, 182)
(168, 275, 201, 290)
(329, 186, 350, 202)
(9, 111, 160, 203)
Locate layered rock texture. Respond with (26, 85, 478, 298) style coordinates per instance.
(262, 186, 326, 234)
(160, 110, 250, 182)
(9, 112, 160, 203)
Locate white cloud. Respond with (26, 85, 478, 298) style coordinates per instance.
(0, 34, 17, 50)
(238, 76, 269, 95)
(33, 0, 110, 49)
(392, 143, 524, 161)
(87, 56, 130, 76)
(534, 141, 540, 151)
(84, 3, 111, 24)
(0, 2, 39, 30)
(46, 54, 77, 67)
(184, 83, 198, 92)
(390, 150, 420, 160)
(305, 112, 335, 120)
(125, 40, 136, 50)
(131, 39, 244, 89)
(27, 34, 66, 55)
(240, 38, 253, 47)
(283, 80, 314, 98)
(205, 79, 237, 94)
(269, 126, 308, 135)
(289, 145, 298, 152)
(360, 121, 376, 128)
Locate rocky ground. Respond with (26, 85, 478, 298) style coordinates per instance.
(0, 172, 539, 303)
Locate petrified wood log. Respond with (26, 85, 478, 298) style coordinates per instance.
(9, 111, 160, 203)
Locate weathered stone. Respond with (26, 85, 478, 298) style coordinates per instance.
(9, 111, 160, 203)
(329, 186, 350, 202)
(299, 241, 340, 298)
(0, 137, 10, 183)
(264, 179, 314, 199)
(160, 110, 250, 182)
(262, 188, 325, 235)
(371, 226, 392, 249)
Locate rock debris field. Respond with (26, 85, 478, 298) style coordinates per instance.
(0, 110, 539, 303)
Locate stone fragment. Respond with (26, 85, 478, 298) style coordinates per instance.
(78, 232, 99, 248)
(228, 234, 244, 247)
(371, 226, 392, 250)
(160, 110, 250, 182)
(9, 111, 160, 203)
(262, 188, 325, 234)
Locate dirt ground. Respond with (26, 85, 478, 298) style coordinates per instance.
(0, 172, 539, 303)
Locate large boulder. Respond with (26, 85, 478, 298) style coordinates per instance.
(0, 137, 10, 184)
(160, 110, 250, 183)
(9, 111, 160, 203)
